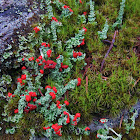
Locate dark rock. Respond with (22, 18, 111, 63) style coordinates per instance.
(0, 0, 41, 56)
(88, 100, 140, 132)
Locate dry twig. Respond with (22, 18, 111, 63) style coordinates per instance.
(38, 88, 44, 96)
(119, 114, 124, 128)
(100, 30, 118, 72)
(86, 76, 88, 93)
(132, 77, 140, 88)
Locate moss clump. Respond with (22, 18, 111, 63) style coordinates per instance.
(0, 112, 45, 140)
(5, 96, 20, 117)
(68, 61, 139, 123)
(14, 112, 45, 139)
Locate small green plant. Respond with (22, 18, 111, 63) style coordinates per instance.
(98, 19, 109, 40)
(88, 0, 97, 24)
(1, 1, 90, 138)
(124, 109, 138, 134)
(97, 123, 122, 140)
(0, 74, 12, 98)
(112, 0, 126, 28)
(1, 50, 89, 138)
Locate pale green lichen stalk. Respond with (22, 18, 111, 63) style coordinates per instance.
(88, 0, 96, 24)
(124, 109, 138, 134)
(97, 122, 122, 140)
(98, 19, 109, 40)
(112, 0, 126, 28)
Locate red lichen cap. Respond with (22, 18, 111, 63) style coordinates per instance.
(33, 27, 40, 33)
(25, 95, 31, 102)
(79, 0, 82, 4)
(21, 66, 26, 70)
(77, 78, 81, 86)
(75, 113, 81, 117)
(49, 92, 56, 99)
(17, 78, 22, 83)
(59, 68, 62, 72)
(63, 111, 70, 123)
(99, 118, 108, 123)
(52, 17, 58, 22)
(56, 100, 60, 104)
(64, 100, 69, 106)
(40, 69, 44, 74)
(28, 103, 37, 110)
(73, 51, 78, 58)
(66, 119, 70, 123)
(83, 27, 87, 33)
(36, 59, 40, 63)
(42, 59, 46, 63)
(56, 55, 60, 59)
(41, 42, 47, 47)
(52, 123, 62, 132)
(56, 100, 60, 107)
(38, 55, 43, 59)
(46, 49, 52, 57)
(43, 127, 47, 130)
(8, 92, 12, 97)
(63, 111, 68, 115)
(29, 57, 34, 61)
(69, 8, 73, 12)
(29, 92, 37, 97)
(38, 63, 43, 66)
(53, 86, 57, 93)
(58, 106, 61, 109)
(45, 85, 52, 89)
(21, 74, 26, 80)
(43, 127, 50, 130)
(78, 52, 82, 56)
(63, 5, 68, 8)
(33, 98, 37, 102)
(55, 130, 62, 136)
(73, 113, 81, 121)
(44, 60, 57, 69)
(61, 64, 69, 69)
(47, 43, 50, 47)
(85, 127, 90, 131)
(83, 12, 87, 15)
(71, 121, 77, 126)
(14, 109, 18, 114)
(80, 39, 85, 45)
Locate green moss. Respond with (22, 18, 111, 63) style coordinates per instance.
(15, 112, 45, 139)
(6, 96, 20, 116)
(68, 60, 139, 122)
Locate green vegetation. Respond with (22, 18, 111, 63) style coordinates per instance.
(0, 0, 139, 139)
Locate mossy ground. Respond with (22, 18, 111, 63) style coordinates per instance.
(0, 0, 140, 139)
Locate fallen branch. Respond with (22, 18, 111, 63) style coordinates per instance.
(38, 88, 44, 96)
(132, 77, 140, 88)
(86, 76, 88, 93)
(128, 90, 131, 96)
(119, 114, 124, 128)
(100, 30, 118, 72)
(102, 40, 117, 48)
(102, 76, 108, 80)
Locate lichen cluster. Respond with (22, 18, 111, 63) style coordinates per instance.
(0, 0, 140, 139)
